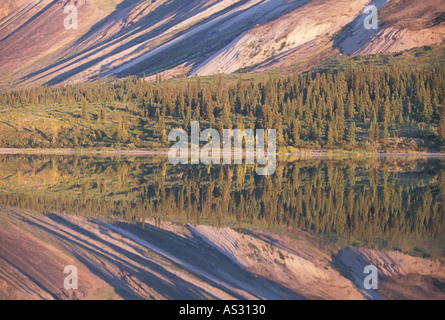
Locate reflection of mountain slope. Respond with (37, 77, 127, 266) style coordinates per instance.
(1, 209, 444, 300)
(0, 0, 444, 87)
(0, 209, 302, 300)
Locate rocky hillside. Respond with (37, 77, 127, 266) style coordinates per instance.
(0, 0, 443, 88)
(336, 0, 445, 55)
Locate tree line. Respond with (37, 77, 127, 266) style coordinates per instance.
(0, 64, 444, 149)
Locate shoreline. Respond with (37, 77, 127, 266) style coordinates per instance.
(1, 147, 445, 158)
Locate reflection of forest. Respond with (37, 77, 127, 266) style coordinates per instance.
(0, 154, 444, 246)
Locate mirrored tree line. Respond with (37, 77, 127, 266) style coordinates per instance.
(0, 155, 443, 245)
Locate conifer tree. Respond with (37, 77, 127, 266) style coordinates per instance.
(383, 119, 390, 141)
(222, 103, 232, 129)
(440, 107, 445, 142)
(275, 115, 285, 147)
(348, 122, 356, 144)
(292, 119, 301, 146)
(327, 121, 335, 146)
(117, 114, 128, 141)
(423, 100, 433, 123)
(347, 89, 355, 120)
(370, 114, 380, 143)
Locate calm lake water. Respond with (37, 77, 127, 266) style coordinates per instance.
(0, 154, 444, 258)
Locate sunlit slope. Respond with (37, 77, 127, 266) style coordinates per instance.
(336, 0, 445, 55)
(0, 0, 123, 86)
(0, 0, 31, 21)
(0, 0, 443, 88)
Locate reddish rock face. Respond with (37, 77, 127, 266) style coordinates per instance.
(0, 0, 443, 88)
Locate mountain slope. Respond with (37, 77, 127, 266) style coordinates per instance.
(336, 0, 445, 55)
(0, 0, 443, 88)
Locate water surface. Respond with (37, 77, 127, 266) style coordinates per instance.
(0, 154, 443, 258)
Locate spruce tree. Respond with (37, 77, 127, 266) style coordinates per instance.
(347, 89, 355, 120)
(277, 121, 285, 147)
(370, 115, 380, 142)
(292, 119, 301, 146)
(327, 121, 335, 146)
(423, 100, 433, 123)
(440, 107, 445, 141)
(383, 119, 390, 141)
(348, 122, 356, 144)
